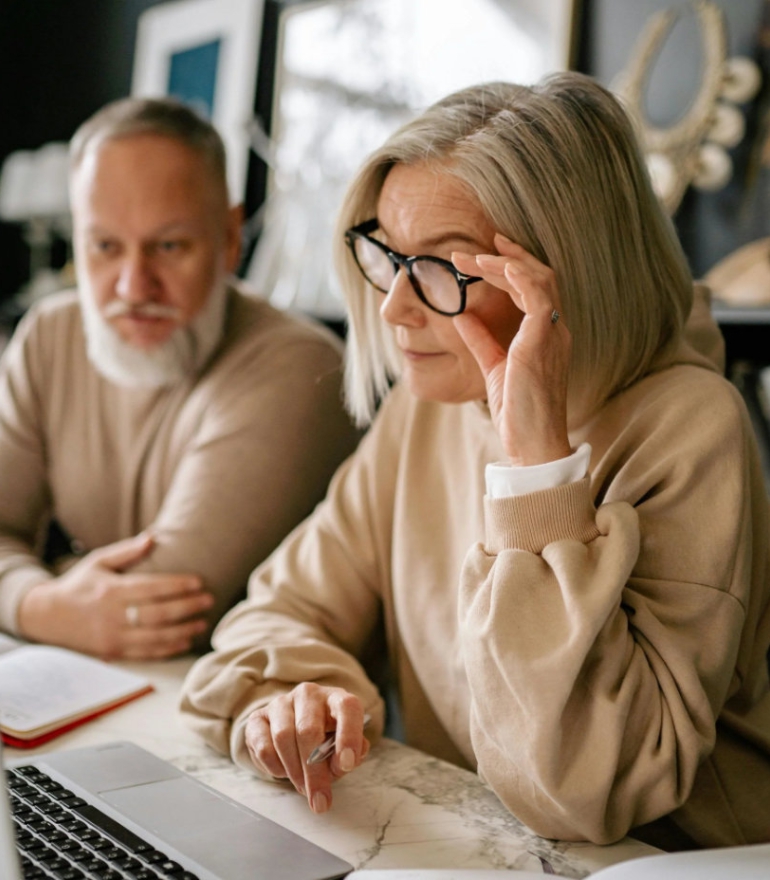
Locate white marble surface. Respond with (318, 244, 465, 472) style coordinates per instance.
(5, 656, 659, 878)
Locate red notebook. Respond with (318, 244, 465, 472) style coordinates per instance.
(0, 644, 153, 748)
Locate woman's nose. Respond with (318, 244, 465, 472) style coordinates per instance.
(379, 268, 426, 327)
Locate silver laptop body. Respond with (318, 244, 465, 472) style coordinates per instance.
(2, 739, 352, 880)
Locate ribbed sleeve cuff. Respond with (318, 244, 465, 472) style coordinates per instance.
(484, 476, 601, 555)
(0, 566, 52, 634)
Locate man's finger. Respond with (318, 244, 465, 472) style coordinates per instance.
(119, 573, 205, 601)
(129, 592, 214, 627)
(93, 532, 155, 571)
(123, 617, 207, 648)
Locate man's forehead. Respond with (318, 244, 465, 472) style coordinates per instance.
(71, 134, 226, 205)
(70, 138, 228, 230)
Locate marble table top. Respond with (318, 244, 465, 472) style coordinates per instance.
(4, 656, 659, 878)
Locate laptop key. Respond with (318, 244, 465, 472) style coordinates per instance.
(140, 849, 168, 864)
(14, 766, 48, 780)
(39, 855, 71, 872)
(81, 855, 109, 872)
(51, 868, 85, 880)
(72, 803, 153, 854)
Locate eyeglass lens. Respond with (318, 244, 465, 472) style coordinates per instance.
(351, 235, 463, 314)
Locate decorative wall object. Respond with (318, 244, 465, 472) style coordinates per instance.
(245, 0, 581, 320)
(613, 0, 761, 215)
(131, 0, 264, 205)
(704, 236, 770, 306)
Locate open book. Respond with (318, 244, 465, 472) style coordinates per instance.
(0, 636, 153, 748)
(346, 843, 770, 879)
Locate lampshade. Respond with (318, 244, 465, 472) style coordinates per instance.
(0, 142, 70, 222)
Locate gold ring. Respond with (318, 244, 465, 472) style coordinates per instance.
(125, 604, 139, 627)
(550, 309, 560, 324)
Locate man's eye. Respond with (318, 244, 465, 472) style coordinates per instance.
(157, 240, 186, 254)
(92, 240, 118, 255)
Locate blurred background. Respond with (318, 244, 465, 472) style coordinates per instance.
(1, 0, 769, 358)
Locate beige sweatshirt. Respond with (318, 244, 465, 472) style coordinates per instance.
(0, 286, 361, 642)
(181, 293, 770, 847)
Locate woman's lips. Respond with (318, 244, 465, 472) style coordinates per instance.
(401, 348, 446, 361)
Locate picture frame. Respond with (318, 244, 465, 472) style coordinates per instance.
(131, 0, 265, 204)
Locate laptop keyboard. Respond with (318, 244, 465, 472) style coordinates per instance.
(8, 764, 200, 880)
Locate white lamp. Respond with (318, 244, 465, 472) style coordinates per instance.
(0, 142, 72, 305)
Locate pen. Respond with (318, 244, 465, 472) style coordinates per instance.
(307, 713, 371, 765)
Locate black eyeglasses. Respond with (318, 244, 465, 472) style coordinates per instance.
(344, 218, 483, 316)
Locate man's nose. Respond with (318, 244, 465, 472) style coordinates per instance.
(379, 268, 425, 327)
(114, 252, 159, 303)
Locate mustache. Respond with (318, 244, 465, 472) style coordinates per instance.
(103, 301, 182, 320)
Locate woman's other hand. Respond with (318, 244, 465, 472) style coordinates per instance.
(453, 233, 572, 466)
(244, 683, 370, 813)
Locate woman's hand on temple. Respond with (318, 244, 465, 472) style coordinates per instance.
(244, 683, 371, 814)
(452, 233, 573, 466)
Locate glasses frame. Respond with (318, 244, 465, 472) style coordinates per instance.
(344, 218, 483, 316)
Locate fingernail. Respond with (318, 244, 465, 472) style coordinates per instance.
(339, 748, 355, 772)
(312, 792, 329, 813)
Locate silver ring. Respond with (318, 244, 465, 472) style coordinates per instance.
(125, 604, 139, 627)
(550, 309, 560, 325)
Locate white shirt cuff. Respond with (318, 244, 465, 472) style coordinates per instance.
(485, 442, 592, 499)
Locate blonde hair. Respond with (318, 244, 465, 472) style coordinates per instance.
(334, 72, 693, 427)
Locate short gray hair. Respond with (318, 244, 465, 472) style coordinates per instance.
(70, 96, 228, 204)
(334, 72, 693, 427)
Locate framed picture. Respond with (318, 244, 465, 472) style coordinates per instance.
(245, 0, 581, 320)
(131, 0, 265, 204)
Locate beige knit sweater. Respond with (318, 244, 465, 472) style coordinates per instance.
(181, 292, 770, 847)
(0, 286, 360, 642)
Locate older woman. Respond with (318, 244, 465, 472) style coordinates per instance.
(180, 73, 770, 849)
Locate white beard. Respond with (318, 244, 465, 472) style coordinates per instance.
(79, 278, 230, 389)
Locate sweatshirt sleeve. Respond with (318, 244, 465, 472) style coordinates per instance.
(128, 330, 361, 647)
(179, 391, 406, 771)
(458, 373, 760, 844)
(0, 310, 56, 633)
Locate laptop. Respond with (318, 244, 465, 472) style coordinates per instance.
(1, 738, 353, 880)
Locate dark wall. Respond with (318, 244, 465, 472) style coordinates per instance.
(0, 0, 164, 301)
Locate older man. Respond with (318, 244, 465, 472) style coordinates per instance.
(0, 97, 359, 659)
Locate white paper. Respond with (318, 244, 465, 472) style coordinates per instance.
(346, 843, 770, 879)
(0, 645, 150, 735)
(0, 634, 22, 656)
(346, 872, 545, 879)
